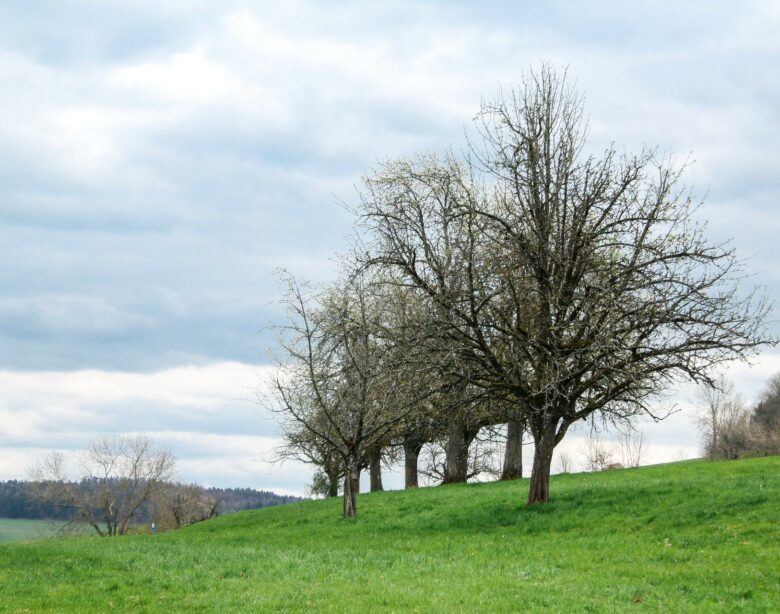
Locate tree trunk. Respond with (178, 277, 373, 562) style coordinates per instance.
(527, 420, 557, 505)
(443, 419, 479, 484)
(342, 459, 360, 518)
(369, 450, 383, 492)
(327, 470, 339, 498)
(403, 436, 424, 489)
(501, 419, 524, 480)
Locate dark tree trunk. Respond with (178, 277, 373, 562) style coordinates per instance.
(443, 419, 479, 484)
(527, 419, 557, 505)
(327, 470, 339, 498)
(500, 419, 524, 480)
(343, 459, 360, 518)
(369, 450, 384, 492)
(403, 436, 424, 489)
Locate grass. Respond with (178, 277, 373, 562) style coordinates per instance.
(1, 457, 779, 612)
(0, 519, 75, 543)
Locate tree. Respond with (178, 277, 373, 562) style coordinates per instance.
(557, 452, 572, 474)
(697, 375, 780, 459)
(619, 429, 646, 468)
(359, 64, 774, 504)
(151, 483, 218, 530)
(418, 431, 501, 485)
(582, 432, 617, 472)
(500, 416, 526, 480)
(277, 415, 344, 498)
(271, 271, 435, 518)
(695, 376, 747, 459)
(752, 373, 780, 432)
(30, 435, 175, 536)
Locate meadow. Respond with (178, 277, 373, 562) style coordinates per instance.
(0, 518, 73, 543)
(1, 457, 778, 612)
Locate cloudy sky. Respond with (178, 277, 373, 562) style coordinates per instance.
(1, 1, 778, 495)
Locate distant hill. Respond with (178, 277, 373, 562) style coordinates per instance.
(1, 458, 778, 611)
(202, 486, 304, 514)
(0, 480, 304, 521)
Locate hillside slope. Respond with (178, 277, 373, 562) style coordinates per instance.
(1, 458, 778, 612)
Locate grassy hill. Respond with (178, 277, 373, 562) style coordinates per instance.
(1, 458, 778, 612)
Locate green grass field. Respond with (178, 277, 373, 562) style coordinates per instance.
(0, 518, 74, 543)
(1, 458, 778, 612)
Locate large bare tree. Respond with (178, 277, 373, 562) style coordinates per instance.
(359, 64, 774, 504)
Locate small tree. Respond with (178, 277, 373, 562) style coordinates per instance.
(31, 435, 175, 536)
(582, 433, 616, 472)
(696, 377, 748, 460)
(151, 483, 218, 530)
(752, 373, 780, 432)
(619, 429, 646, 468)
(557, 452, 572, 474)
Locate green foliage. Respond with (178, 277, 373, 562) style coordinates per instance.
(1, 458, 779, 612)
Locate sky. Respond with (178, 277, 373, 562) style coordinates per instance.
(1, 1, 778, 495)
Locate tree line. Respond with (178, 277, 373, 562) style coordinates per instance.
(272, 64, 775, 518)
(0, 480, 302, 524)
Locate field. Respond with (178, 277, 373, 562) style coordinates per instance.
(1, 457, 779, 612)
(0, 518, 74, 543)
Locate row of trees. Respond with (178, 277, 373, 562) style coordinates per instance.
(272, 65, 774, 518)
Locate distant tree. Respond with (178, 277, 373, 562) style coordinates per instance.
(30, 435, 175, 536)
(697, 375, 780, 460)
(419, 427, 502, 484)
(557, 452, 572, 474)
(582, 432, 616, 472)
(204, 487, 303, 512)
(696, 377, 749, 460)
(151, 483, 218, 531)
(752, 373, 780, 432)
(618, 429, 647, 468)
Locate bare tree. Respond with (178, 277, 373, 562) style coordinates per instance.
(582, 433, 617, 472)
(557, 452, 572, 474)
(619, 429, 647, 468)
(697, 376, 780, 459)
(418, 425, 502, 484)
(271, 271, 436, 518)
(359, 64, 774, 504)
(151, 483, 218, 531)
(30, 435, 175, 536)
(276, 416, 344, 498)
(696, 377, 747, 459)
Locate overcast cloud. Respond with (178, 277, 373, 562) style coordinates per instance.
(1, 1, 778, 494)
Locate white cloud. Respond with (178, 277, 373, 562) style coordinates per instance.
(111, 48, 237, 103)
(0, 361, 308, 490)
